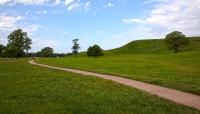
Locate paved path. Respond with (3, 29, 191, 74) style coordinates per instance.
(29, 60, 200, 110)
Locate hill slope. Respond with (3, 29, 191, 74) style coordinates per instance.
(106, 37, 200, 55)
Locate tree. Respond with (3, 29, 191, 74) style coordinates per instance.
(165, 31, 189, 53)
(87, 46, 93, 56)
(40, 47, 53, 57)
(87, 44, 104, 57)
(0, 44, 4, 55)
(24, 38, 32, 53)
(71, 39, 80, 56)
(7, 29, 32, 57)
(4, 44, 20, 58)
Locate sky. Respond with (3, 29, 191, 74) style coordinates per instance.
(0, 0, 200, 53)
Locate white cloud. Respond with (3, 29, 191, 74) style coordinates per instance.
(97, 29, 106, 34)
(55, 0, 61, 5)
(35, 10, 47, 15)
(14, 0, 50, 5)
(122, 19, 145, 24)
(67, 2, 80, 11)
(30, 37, 57, 52)
(0, 12, 44, 40)
(104, 2, 115, 8)
(0, 13, 25, 31)
(0, 0, 50, 5)
(142, 0, 169, 5)
(23, 24, 42, 34)
(65, 0, 73, 6)
(123, 0, 200, 37)
(64, 0, 82, 11)
(84, 1, 90, 11)
(0, 0, 12, 5)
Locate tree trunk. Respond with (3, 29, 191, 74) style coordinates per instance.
(174, 44, 178, 53)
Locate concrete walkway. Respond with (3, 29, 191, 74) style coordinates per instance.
(29, 60, 200, 110)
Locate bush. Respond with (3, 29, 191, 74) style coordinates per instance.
(87, 44, 104, 57)
(39, 47, 54, 57)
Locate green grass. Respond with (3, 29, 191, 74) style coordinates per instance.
(37, 37, 200, 95)
(1, 59, 200, 113)
(106, 37, 200, 55)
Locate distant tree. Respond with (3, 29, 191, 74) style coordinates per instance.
(165, 31, 189, 53)
(72, 39, 80, 56)
(87, 44, 104, 57)
(40, 47, 53, 57)
(87, 46, 93, 56)
(7, 29, 32, 57)
(0, 44, 5, 55)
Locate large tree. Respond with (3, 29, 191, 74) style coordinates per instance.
(40, 47, 53, 57)
(71, 39, 80, 55)
(7, 29, 32, 57)
(87, 44, 104, 57)
(165, 31, 189, 53)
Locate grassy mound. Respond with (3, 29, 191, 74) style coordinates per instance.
(106, 37, 200, 55)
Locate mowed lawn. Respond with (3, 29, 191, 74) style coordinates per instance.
(37, 51, 200, 95)
(0, 59, 200, 113)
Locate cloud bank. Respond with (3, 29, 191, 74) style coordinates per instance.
(123, 0, 200, 37)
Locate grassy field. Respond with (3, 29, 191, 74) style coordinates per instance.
(37, 37, 200, 95)
(1, 59, 200, 113)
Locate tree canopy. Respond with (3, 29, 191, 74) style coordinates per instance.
(72, 39, 80, 55)
(7, 29, 32, 57)
(87, 44, 104, 57)
(165, 31, 189, 53)
(39, 47, 54, 57)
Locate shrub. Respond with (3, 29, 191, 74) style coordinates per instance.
(87, 44, 104, 57)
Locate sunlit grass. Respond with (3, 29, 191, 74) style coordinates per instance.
(1, 59, 200, 113)
(37, 51, 200, 95)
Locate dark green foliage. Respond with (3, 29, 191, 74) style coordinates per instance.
(165, 31, 189, 53)
(87, 46, 93, 56)
(39, 47, 54, 57)
(6, 29, 32, 57)
(24, 38, 32, 53)
(87, 44, 104, 57)
(3, 44, 21, 58)
(0, 44, 5, 55)
(72, 39, 80, 55)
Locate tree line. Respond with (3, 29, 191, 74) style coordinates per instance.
(0, 29, 104, 58)
(0, 28, 190, 58)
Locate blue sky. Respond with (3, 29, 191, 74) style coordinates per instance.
(0, 0, 200, 53)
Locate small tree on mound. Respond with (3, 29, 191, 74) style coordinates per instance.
(165, 31, 189, 53)
(87, 44, 104, 57)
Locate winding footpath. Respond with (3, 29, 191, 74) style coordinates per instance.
(29, 60, 200, 110)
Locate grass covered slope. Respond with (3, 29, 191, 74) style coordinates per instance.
(37, 37, 200, 95)
(37, 52, 200, 95)
(106, 37, 200, 54)
(1, 60, 200, 113)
